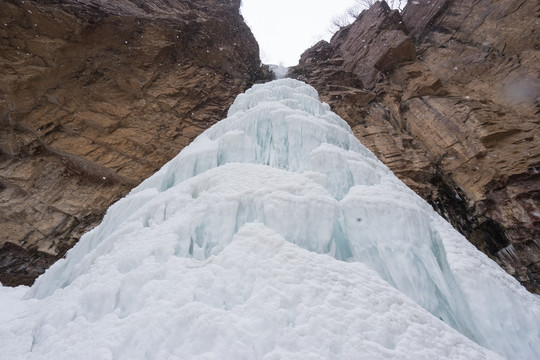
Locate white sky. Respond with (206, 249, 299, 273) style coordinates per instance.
(241, 0, 359, 66)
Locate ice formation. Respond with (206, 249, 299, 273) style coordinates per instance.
(269, 64, 289, 79)
(1, 79, 539, 360)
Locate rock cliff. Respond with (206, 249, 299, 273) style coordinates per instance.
(290, 0, 540, 293)
(0, 0, 266, 285)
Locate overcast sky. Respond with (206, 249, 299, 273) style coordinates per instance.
(241, 0, 359, 66)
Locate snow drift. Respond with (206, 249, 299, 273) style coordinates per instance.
(1, 79, 539, 360)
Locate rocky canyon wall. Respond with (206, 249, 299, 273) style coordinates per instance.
(0, 0, 267, 285)
(290, 0, 540, 293)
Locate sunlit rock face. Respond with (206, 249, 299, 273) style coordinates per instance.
(290, 0, 540, 293)
(1, 79, 539, 359)
(0, 0, 267, 286)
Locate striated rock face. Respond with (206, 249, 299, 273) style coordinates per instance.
(290, 0, 540, 293)
(0, 0, 266, 285)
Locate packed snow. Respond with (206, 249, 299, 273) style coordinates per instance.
(1, 79, 539, 360)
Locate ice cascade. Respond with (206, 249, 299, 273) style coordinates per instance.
(1, 79, 539, 360)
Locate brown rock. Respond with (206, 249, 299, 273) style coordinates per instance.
(332, 1, 415, 89)
(0, 0, 267, 286)
(373, 31, 416, 71)
(291, 0, 540, 293)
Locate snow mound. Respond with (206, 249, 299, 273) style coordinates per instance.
(1, 79, 539, 360)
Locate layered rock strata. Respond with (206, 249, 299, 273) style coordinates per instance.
(0, 0, 266, 285)
(290, 0, 540, 293)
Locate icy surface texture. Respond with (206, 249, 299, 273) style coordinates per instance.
(269, 64, 289, 79)
(1, 79, 539, 359)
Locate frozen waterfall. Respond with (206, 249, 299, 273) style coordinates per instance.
(1, 79, 539, 360)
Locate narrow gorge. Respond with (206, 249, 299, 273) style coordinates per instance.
(1, 0, 539, 297)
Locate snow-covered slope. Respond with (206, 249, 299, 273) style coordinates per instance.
(1, 79, 539, 359)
